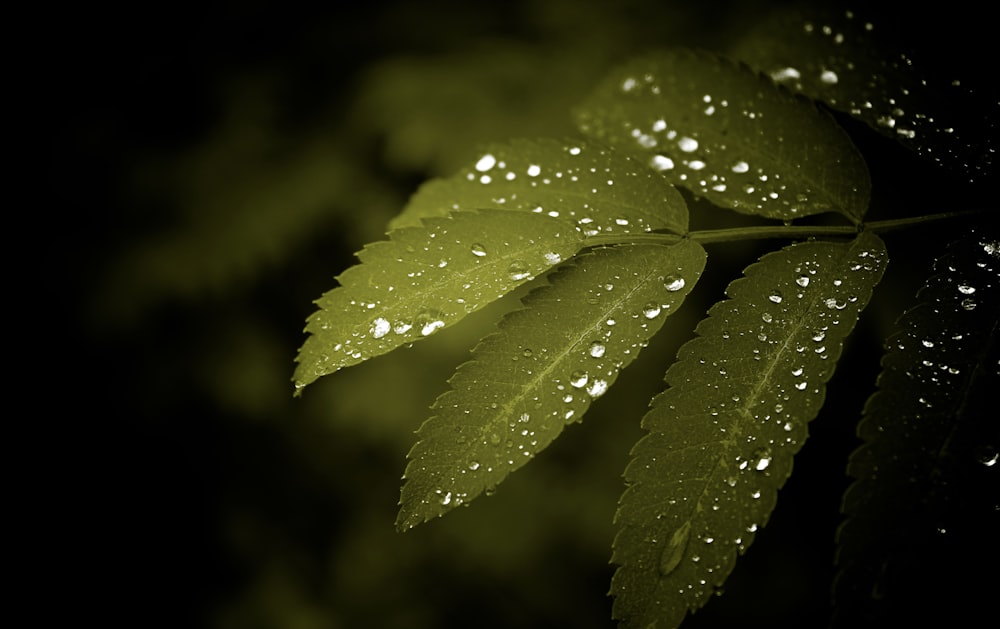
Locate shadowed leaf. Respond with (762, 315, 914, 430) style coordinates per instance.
(397, 240, 707, 530)
(611, 231, 887, 628)
(729, 5, 998, 183)
(833, 229, 1000, 626)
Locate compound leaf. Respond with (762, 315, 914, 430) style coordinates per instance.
(396, 240, 707, 531)
(833, 229, 1000, 626)
(294, 209, 585, 391)
(574, 48, 871, 224)
(730, 6, 998, 183)
(391, 137, 689, 235)
(612, 231, 887, 628)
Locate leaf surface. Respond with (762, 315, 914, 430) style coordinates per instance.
(396, 240, 707, 530)
(574, 49, 871, 224)
(833, 229, 1000, 626)
(293, 209, 585, 390)
(729, 6, 998, 183)
(391, 137, 688, 236)
(611, 231, 887, 628)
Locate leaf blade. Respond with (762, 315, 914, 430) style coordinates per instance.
(833, 229, 1000, 626)
(391, 137, 689, 235)
(574, 49, 872, 224)
(611, 231, 888, 628)
(729, 6, 999, 183)
(293, 209, 585, 390)
(396, 240, 708, 530)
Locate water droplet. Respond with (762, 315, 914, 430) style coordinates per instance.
(370, 317, 391, 339)
(586, 379, 609, 398)
(522, 348, 534, 358)
(468, 461, 480, 471)
(475, 154, 496, 172)
(643, 303, 662, 319)
(731, 160, 750, 173)
(650, 154, 674, 171)
(751, 447, 772, 471)
(678, 137, 699, 152)
(527, 164, 541, 177)
(664, 276, 686, 292)
(588, 341, 606, 358)
(570, 371, 589, 388)
(820, 69, 839, 84)
(957, 284, 976, 295)
(976, 447, 997, 467)
(961, 298, 977, 310)
(508, 261, 531, 281)
(796, 275, 810, 287)
(769, 292, 783, 304)
(544, 251, 562, 265)
(470, 243, 488, 257)
(659, 521, 692, 576)
(421, 319, 444, 336)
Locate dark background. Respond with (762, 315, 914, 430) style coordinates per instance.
(43, 1, 996, 627)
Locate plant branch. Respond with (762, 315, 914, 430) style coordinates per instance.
(584, 210, 986, 248)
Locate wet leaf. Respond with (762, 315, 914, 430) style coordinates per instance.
(611, 231, 887, 628)
(396, 240, 707, 530)
(574, 48, 871, 224)
(293, 209, 585, 391)
(833, 229, 1000, 627)
(729, 6, 999, 183)
(391, 137, 689, 235)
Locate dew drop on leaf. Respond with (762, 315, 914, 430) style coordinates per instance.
(508, 261, 531, 281)
(570, 371, 589, 388)
(470, 243, 488, 257)
(664, 276, 686, 292)
(643, 302, 662, 319)
(751, 447, 773, 471)
(589, 341, 607, 358)
(659, 521, 693, 576)
(475, 154, 496, 172)
(370, 317, 391, 339)
(587, 379, 609, 398)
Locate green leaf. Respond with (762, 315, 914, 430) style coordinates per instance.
(729, 6, 998, 183)
(611, 231, 887, 628)
(390, 137, 689, 236)
(396, 240, 708, 531)
(293, 209, 586, 391)
(833, 229, 1000, 626)
(573, 48, 871, 224)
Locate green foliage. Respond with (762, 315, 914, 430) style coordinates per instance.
(286, 3, 996, 628)
(574, 49, 871, 224)
(397, 240, 706, 530)
(611, 232, 886, 626)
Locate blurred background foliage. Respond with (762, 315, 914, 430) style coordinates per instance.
(53, 1, 994, 627)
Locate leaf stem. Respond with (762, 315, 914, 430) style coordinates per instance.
(585, 210, 985, 247)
